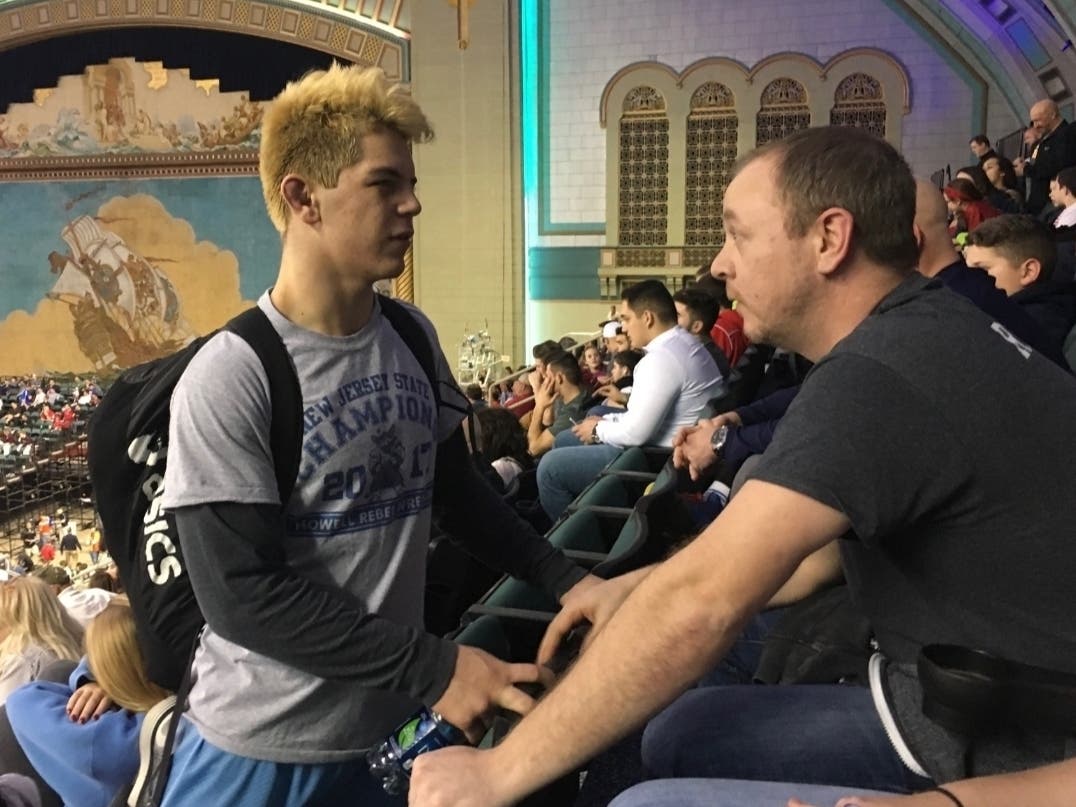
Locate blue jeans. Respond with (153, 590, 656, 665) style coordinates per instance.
(609, 779, 897, 807)
(641, 684, 933, 793)
(161, 720, 401, 807)
(536, 444, 621, 519)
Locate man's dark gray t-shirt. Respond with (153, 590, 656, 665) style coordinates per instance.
(751, 274, 1076, 779)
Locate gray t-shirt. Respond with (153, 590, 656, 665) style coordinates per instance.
(162, 292, 466, 762)
(751, 274, 1076, 779)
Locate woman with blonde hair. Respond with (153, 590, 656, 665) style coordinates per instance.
(0, 575, 82, 704)
(5, 596, 172, 807)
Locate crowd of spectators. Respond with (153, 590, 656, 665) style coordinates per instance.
(0, 376, 103, 462)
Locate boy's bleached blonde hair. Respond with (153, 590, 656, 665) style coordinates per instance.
(86, 596, 171, 713)
(260, 62, 434, 233)
(0, 576, 82, 673)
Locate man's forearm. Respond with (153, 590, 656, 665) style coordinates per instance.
(527, 401, 552, 455)
(941, 757, 1076, 807)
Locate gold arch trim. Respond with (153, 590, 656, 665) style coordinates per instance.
(0, 0, 410, 77)
(600, 48, 911, 127)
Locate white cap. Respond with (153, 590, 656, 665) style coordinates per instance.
(58, 587, 116, 627)
(601, 320, 621, 339)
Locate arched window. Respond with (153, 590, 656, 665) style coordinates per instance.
(617, 86, 669, 263)
(684, 82, 738, 268)
(830, 72, 886, 137)
(755, 77, 810, 146)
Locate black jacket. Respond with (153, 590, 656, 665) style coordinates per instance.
(1026, 120, 1076, 214)
(1012, 280, 1076, 353)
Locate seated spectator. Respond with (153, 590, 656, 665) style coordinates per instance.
(6, 596, 171, 807)
(1050, 166, 1076, 228)
(581, 344, 610, 387)
(593, 349, 644, 410)
(463, 384, 487, 411)
(944, 177, 1001, 235)
(956, 163, 1020, 214)
(536, 279, 725, 519)
(500, 376, 535, 419)
(982, 154, 1024, 212)
(526, 350, 594, 458)
(0, 577, 82, 705)
(965, 214, 1076, 351)
(695, 271, 749, 367)
(475, 407, 532, 490)
(531, 340, 562, 381)
(672, 287, 732, 378)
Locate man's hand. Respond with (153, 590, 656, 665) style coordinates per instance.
(558, 573, 602, 608)
(595, 384, 627, 406)
(533, 374, 557, 410)
(409, 746, 513, 807)
(672, 411, 742, 480)
(432, 646, 552, 743)
(1013, 157, 1026, 177)
(66, 682, 116, 723)
(527, 369, 543, 391)
(571, 416, 602, 444)
(537, 569, 649, 666)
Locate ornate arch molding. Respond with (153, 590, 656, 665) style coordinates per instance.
(0, 0, 410, 79)
(598, 51, 911, 288)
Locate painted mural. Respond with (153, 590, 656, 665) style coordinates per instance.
(0, 59, 284, 375)
(0, 178, 281, 375)
(0, 58, 262, 157)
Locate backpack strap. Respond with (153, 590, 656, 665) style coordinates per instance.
(225, 307, 303, 503)
(379, 295, 442, 408)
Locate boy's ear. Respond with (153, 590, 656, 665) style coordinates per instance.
(281, 175, 319, 225)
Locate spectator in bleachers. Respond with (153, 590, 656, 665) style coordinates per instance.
(1049, 166, 1076, 228)
(982, 153, 1025, 212)
(475, 407, 532, 490)
(968, 133, 995, 163)
(956, 164, 1019, 214)
(6, 596, 170, 807)
(695, 271, 750, 367)
(463, 384, 486, 411)
(536, 279, 725, 519)
(500, 375, 535, 419)
(1015, 99, 1076, 215)
(410, 126, 1076, 807)
(0, 577, 82, 705)
(944, 177, 1000, 235)
(526, 350, 594, 458)
(593, 349, 644, 410)
(965, 214, 1076, 352)
(581, 344, 610, 387)
(531, 339, 562, 381)
(38, 541, 54, 565)
(672, 287, 732, 378)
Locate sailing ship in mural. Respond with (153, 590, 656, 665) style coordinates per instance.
(46, 216, 198, 370)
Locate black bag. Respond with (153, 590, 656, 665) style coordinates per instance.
(753, 584, 874, 686)
(88, 298, 442, 692)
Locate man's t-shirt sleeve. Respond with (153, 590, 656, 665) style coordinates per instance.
(748, 354, 972, 546)
(162, 332, 278, 509)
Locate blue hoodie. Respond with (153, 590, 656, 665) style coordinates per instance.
(6, 658, 141, 807)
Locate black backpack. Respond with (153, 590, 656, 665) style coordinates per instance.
(88, 297, 441, 692)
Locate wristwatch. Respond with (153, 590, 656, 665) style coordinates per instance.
(710, 424, 729, 455)
(591, 423, 602, 444)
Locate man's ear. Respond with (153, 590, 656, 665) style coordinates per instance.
(912, 223, 925, 253)
(641, 309, 656, 329)
(281, 175, 319, 225)
(689, 319, 704, 336)
(814, 207, 856, 276)
(1019, 258, 1042, 287)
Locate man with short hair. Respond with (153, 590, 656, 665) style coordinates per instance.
(158, 64, 594, 806)
(1014, 100, 1076, 214)
(526, 350, 592, 458)
(1050, 166, 1076, 228)
(969, 133, 995, 163)
(535, 279, 724, 519)
(965, 214, 1076, 351)
(672, 287, 731, 377)
(58, 527, 80, 569)
(411, 127, 1076, 807)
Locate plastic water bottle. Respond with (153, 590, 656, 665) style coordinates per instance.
(367, 707, 468, 795)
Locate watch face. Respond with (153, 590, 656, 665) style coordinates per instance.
(711, 424, 729, 453)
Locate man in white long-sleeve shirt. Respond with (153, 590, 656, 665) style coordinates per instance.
(537, 279, 726, 518)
